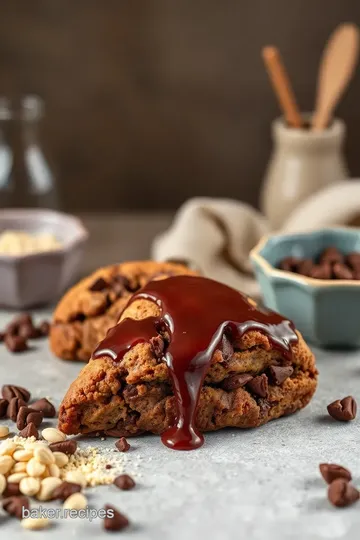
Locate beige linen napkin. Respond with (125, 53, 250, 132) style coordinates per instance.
(152, 182, 360, 296)
(152, 198, 269, 297)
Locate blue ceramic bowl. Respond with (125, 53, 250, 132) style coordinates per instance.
(250, 228, 360, 348)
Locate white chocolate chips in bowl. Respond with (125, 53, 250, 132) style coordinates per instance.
(0, 230, 62, 256)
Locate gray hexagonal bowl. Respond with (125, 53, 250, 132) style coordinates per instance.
(0, 209, 88, 308)
(250, 228, 360, 348)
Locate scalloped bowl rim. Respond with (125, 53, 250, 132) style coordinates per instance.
(250, 227, 360, 289)
(0, 208, 88, 262)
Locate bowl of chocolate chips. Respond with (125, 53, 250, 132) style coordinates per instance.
(250, 227, 360, 347)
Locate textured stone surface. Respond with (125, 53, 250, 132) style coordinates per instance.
(0, 310, 359, 539)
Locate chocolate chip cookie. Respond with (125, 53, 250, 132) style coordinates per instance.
(50, 261, 197, 361)
(58, 276, 317, 445)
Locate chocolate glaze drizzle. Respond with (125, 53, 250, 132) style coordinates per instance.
(94, 276, 298, 451)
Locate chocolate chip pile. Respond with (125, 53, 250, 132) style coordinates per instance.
(278, 247, 360, 280)
(0, 313, 50, 353)
(0, 384, 136, 532)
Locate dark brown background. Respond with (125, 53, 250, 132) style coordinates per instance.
(1, 0, 360, 211)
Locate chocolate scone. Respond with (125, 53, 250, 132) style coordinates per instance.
(58, 276, 317, 449)
(50, 261, 197, 361)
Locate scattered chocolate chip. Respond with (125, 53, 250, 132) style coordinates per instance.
(320, 247, 344, 265)
(105, 464, 112, 470)
(51, 481, 81, 501)
(5, 321, 19, 335)
(89, 277, 109, 292)
(332, 263, 353, 280)
(16, 406, 43, 430)
(319, 463, 352, 484)
(4, 334, 28, 353)
(247, 374, 269, 398)
(49, 439, 77, 455)
(279, 257, 300, 272)
(310, 264, 332, 280)
(7, 397, 27, 421)
(3, 483, 21, 497)
(18, 323, 41, 340)
(0, 398, 8, 418)
(19, 422, 39, 439)
(2, 496, 30, 519)
(150, 335, 165, 359)
(30, 398, 56, 418)
(103, 504, 129, 531)
(221, 373, 254, 391)
(327, 396, 357, 421)
(38, 321, 50, 337)
(16, 313, 33, 326)
(115, 437, 130, 452)
(268, 365, 294, 385)
(2, 384, 30, 402)
(114, 474, 136, 491)
(328, 478, 359, 507)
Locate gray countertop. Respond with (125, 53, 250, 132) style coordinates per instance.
(1, 313, 360, 540)
(1, 214, 360, 539)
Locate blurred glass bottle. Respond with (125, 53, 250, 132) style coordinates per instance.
(0, 95, 58, 209)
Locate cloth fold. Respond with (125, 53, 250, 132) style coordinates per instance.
(152, 181, 360, 296)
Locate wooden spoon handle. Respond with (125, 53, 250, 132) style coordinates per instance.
(312, 23, 360, 131)
(262, 46, 303, 128)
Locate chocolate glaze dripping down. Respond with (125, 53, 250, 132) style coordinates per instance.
(93, 276, 298, 451)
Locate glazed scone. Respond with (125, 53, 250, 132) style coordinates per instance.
(58, 276, 317, 441)
(50, 261, 197, 361)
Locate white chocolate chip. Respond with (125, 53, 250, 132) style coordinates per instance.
(37, 476, 62, 501)
(48, 464, 60, 478)
(19, 476, 40, 496)
(41, 466, 50, 479)
(64, 470, 87, 488)
(12, 461, 27, 473)
(0, 455, 14, 474)
(53, 451, 68, 468)
(21, 517, 50, 530)
(0, 440, 17, 455)
(41, 428, 66, 444)
(13, 449, 33, 462)
(26, 457, 46, 477)
(63, 492, 88, 510)
(34, 446, 55, 465)
(0, 426, 9, 438)
(7, 472, 28, 483)
(0, 473, 6, 495)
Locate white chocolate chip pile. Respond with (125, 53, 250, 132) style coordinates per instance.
(0, 428, 137, 532)
(0, 433, 136, 491)
(0, 230, 62, 256)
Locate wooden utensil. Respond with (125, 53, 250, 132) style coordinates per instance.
(312, 23, 360, 131)
(262, 46, 303, 128)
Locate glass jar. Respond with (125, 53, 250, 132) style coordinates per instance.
(0, 95, 58, 209)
